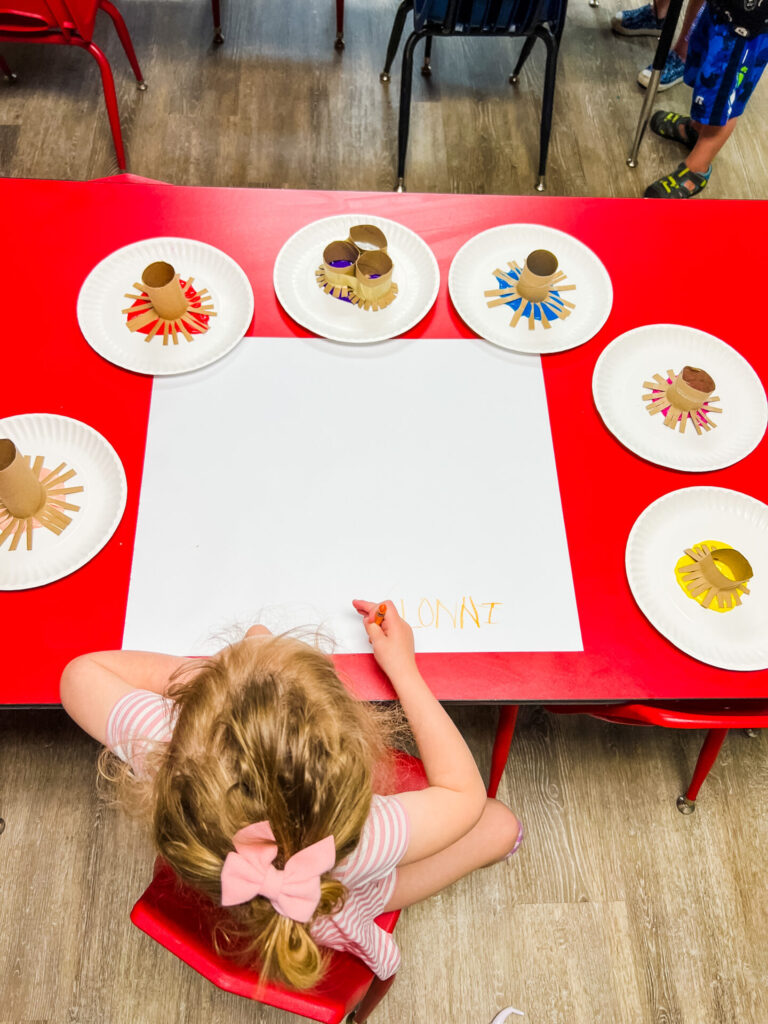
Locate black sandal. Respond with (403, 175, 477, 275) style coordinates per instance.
(650, 110, 699, 149)
(644, 162, 710, 198)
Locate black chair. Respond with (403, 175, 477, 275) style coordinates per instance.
(380, 0, 568, 192)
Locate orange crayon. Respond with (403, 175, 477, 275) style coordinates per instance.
(373, 603, 387, 626)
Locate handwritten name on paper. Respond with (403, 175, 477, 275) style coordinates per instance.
(395, 596, 503, 631)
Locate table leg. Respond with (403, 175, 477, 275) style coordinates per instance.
(488, 705, 519, 798)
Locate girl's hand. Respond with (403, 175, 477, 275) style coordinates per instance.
(352, 599, 416, 681)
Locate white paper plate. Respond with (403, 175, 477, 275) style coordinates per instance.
(626, 486, 768, 670)
(273, 214, 440, 343)
(593, 324, 767, 471)
(0, 414, 127, 590)
(78, 237, 254, 375)
(448, 224, 613, 354)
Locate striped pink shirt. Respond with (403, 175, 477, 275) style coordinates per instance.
(106, 690, 409, 979)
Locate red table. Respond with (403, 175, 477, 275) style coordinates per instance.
(2, 177, 767, 706)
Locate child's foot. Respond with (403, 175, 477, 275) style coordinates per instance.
(637, 51, 686, 89)
(611, 3, 664, 35)
(644, 162, 711, 198)
(650, 110, 700, 148)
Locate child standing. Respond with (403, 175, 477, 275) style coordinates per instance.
(60, 600, 522, 989)
(643, 0, 768, 197)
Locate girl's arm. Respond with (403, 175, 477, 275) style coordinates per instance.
(352, 599, 487, 865)
(59, 650, 196, 745)
(60, 624, 272, 745)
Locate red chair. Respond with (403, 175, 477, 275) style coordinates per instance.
(0, 0, 145, 170)
(489, 702, 768, 813)
(130, 751, 428, 1023)
(209, 0, 345, 50)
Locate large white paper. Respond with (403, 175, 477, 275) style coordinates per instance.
(123, 337, 582, 655)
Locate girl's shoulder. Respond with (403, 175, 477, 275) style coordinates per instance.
(333, 794, 410, 889)
(106, 688, 178, 772)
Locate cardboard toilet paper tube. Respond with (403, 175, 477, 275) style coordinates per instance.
(322, 240, 359, 290)
(355, 250, 393, 301)
(666, 366, 716, 411)
(678, 544, 753, 605)
(0, 439, 45, 518)
(141, 262, 190, 320)
(707, 547, 753, 586)
(516, 249, 559, 303)
(347, 224, 388, 253)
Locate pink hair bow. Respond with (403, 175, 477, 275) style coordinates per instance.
(220, 821, 336, 923)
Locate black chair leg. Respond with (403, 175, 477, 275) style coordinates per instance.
(395, 28, 425, 191)
(536, 25, 559, 191)
(211, 0, 223, 44)
(334, 0, 344, 50)
(509, 33, 536, 83)
(421, 33, 433, 75)
(380, 0, 414, 82)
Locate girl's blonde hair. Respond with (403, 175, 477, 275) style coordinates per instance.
(101, 634, 401, 989)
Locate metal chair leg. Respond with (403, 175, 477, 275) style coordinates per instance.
(83, 40, 127, 170)
(351, 974, 397, 1022)
(421, 33, 433, 75)
(380, 0, 413, 82)
(536, 25, 558, 192)
(335, 0, 344, 50)
(99, 0, 146, 87)
(676, 728, 728, 814)
(211, 0, 223, 43)
(510, 34, 536, 83)
(394, 28, 424, 191)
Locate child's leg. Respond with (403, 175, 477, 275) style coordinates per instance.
(686, 117, 738, 175)
(383, 799, 521, 911)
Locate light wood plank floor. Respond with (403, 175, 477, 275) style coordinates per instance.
(1, 706, 767, 1023)
(1, 0, 767, 197)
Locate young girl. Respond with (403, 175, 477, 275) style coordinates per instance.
(60, 600, 522, 990)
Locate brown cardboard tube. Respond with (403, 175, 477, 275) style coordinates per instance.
(355, 250, 393, 301)
(323, 241, 358, 271)
(348, 224, 388, 253)
(141, 262, 189, 321)
(0, 440, 46, 518)
(679, 544, 753, 594)
(322, 241, 359, 290)
(666, 367, 715, 411)
(516, 250, 559, 303)
(710, 548, 753, 584)
(682, 366, 716, 393)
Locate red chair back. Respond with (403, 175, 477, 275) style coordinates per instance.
(131, 750, 429, 1023)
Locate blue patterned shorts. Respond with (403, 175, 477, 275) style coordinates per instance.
(685, 4, 768, 125)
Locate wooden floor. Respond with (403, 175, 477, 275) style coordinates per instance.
(1, 0, 767, 197)
(1, 705, 767, 1023)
